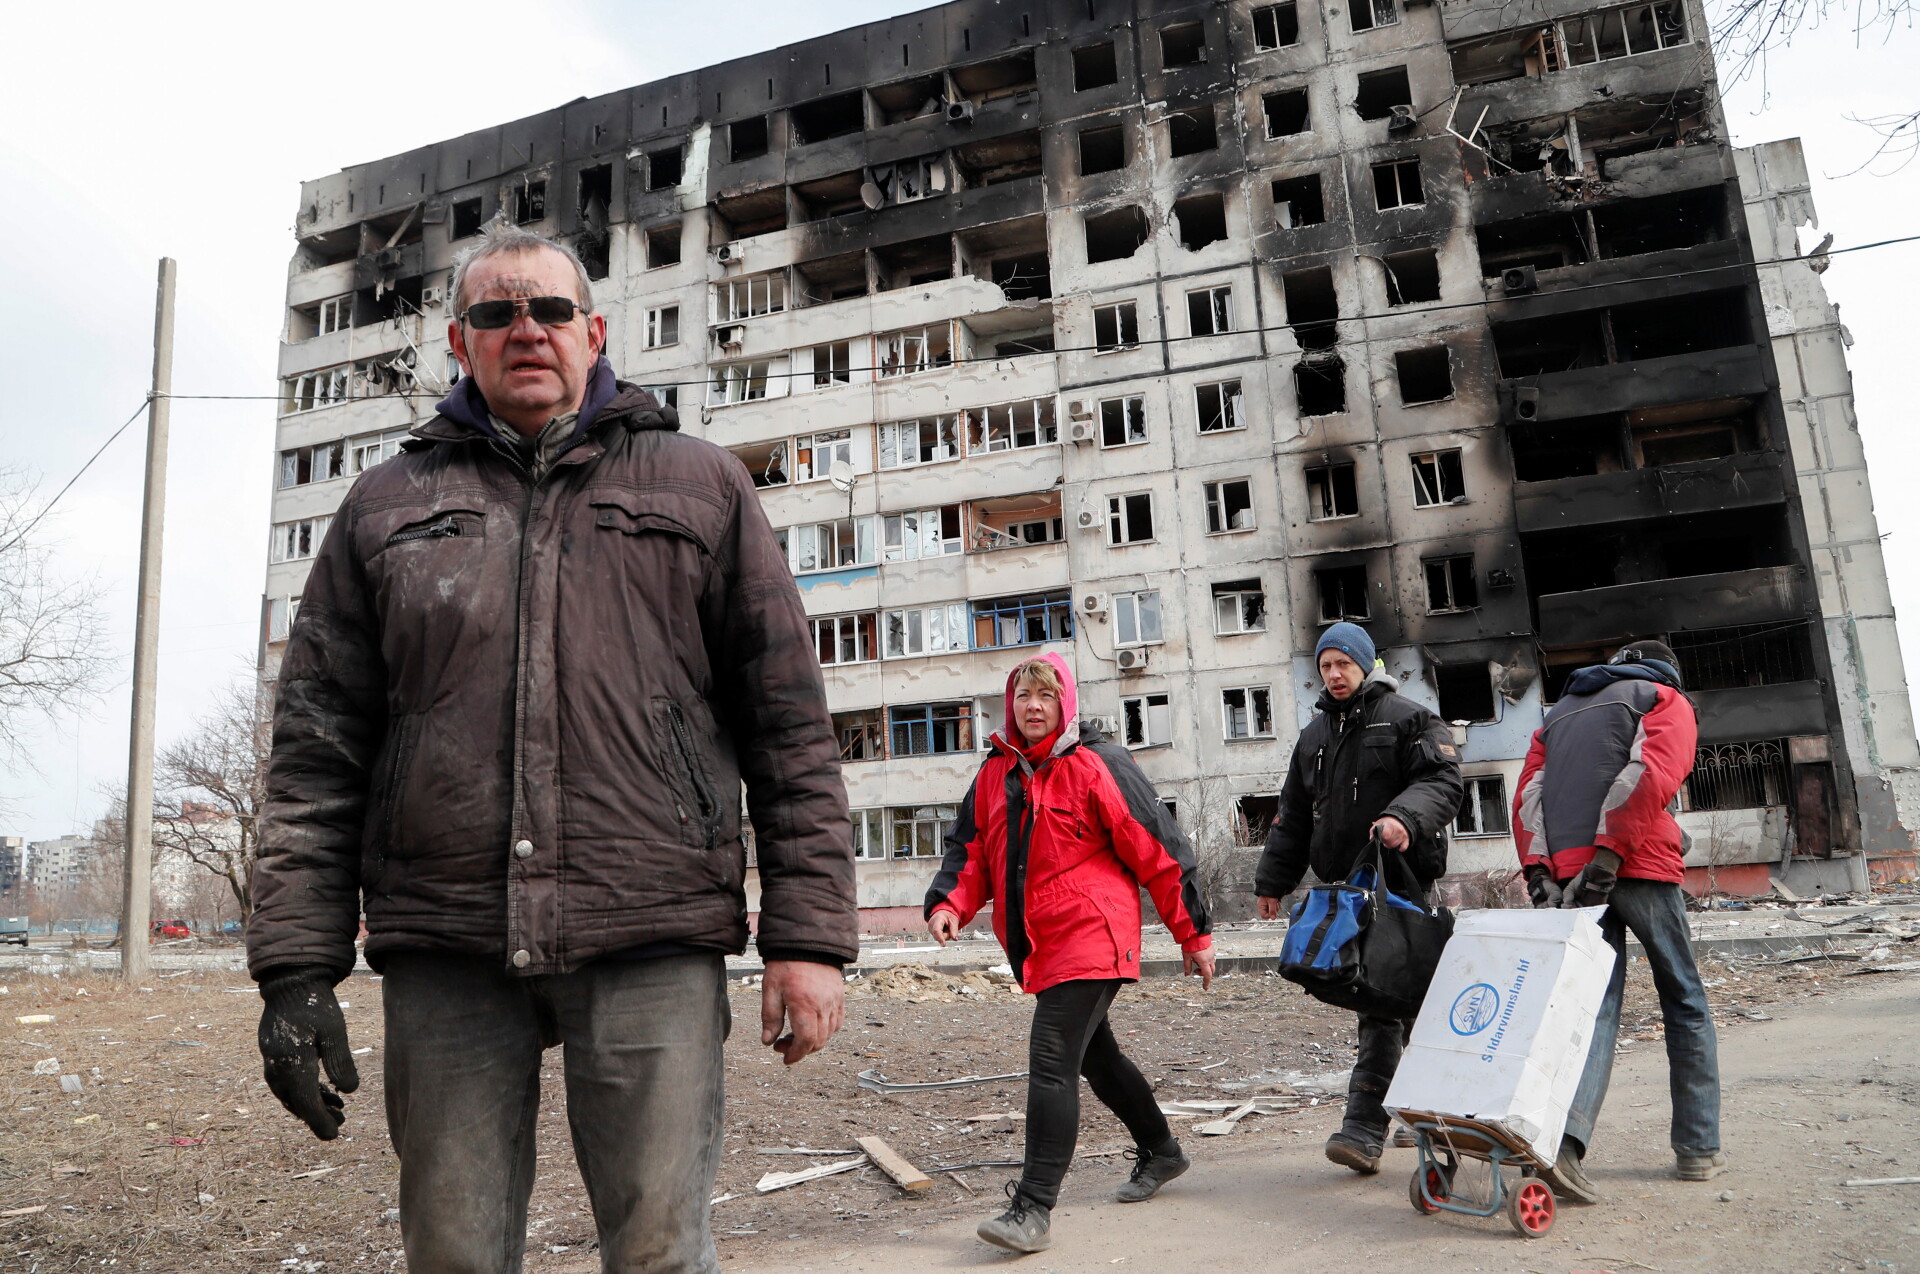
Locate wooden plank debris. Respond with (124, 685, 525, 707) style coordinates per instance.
(856, 1136, 934, 1192)
(0, 1205, 49, 1218)
(1197, 1099, 1258, 1136)
(857, 1068, 1027, 1094)
(1842, 1176, 1920, 1187)
(754, 1156, 867, 1193)
(290, 1166, 338, 1180)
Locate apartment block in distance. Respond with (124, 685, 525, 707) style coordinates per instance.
(265, 0, 1918, 926)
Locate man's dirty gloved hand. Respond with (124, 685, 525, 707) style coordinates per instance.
(1561, 850, 1623, 909)
(1525, 865, 1563, 909)
(257, 966, 360, 1140)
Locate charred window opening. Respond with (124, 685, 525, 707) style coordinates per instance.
(1538, 646, 1615, 702)
(1263, 88, 1311, 138)
(352, 275, 423, 328)
(1085, 205, 1150, 263)
(714, 187, 789, 239)
(1236, 795, 1281, 845)
(791, 91, 865, 144)
(1271, 174, 1326, 227)
(1350, 0, 1399, 32)
(646, 146, 683, 191)
(1073, 41, 1119, 91)
(1372, 159, 1423, 210)
(1669, 622, 1812, 691)
(1283, 266, 1339, 350)
(1166, 107, 1218, 157)
(1305, 463, 1359, 521)
(1632, 401, 1760, 466)
(1493, 311, 1606, 377)
(1523, 507, 1791, 596)
(1396, 346, 1454, 404)
(1174, 193, 1229, 251)
(875, 235, 954, 291)
(450, 198, 484, 240)
(1094, 302, 1140, 352)
(1476, 210, 1592, 273)
(953, 50, 1038, 104)
(1593, 188, 1728, 257)
(515, 179, 548, 224)
(990, 254, 1052, 301)
(1381, 248, 1441, 305)
(1080, 124, 1127, 175)
(645, 223, 681, 269)
(728, 116, 770, 162)
(870, 74, 945, 125)
(955, 130, 1044, 186)
(1296, 358, 1347, 416)
(795, 170, 867, 222)
(1355, 67, 1413, 121)
(1315, 564, 1370, 621)
(1511, 417, 1618, 481)
(1525, 533, 1620, 595)
(1160, 21, 1207, 67)
(1254, 2, 1301, 49)
(299, 229, 358, 268)
(960, 214, 1051, 300)
(1435, 663, 1496, 721)
(1425, 557, 1480, 614)
(1411, 449, 1467, 505)
(576, 165, 613, 280)
(796, 251, 870, 305)
(1613, 292, 1750, 361)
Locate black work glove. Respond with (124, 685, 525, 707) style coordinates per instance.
(1525, 865, 1564, 909)
(257, 966, 360, 1140)
(1561, 849, 1623, 909)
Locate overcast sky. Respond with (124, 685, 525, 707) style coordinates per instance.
(1, 1, 1915, 841)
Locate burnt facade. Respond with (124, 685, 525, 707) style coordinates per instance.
(267, 0, 1918, 917)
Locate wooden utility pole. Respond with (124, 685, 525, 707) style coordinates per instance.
(121, 257, 175, 982)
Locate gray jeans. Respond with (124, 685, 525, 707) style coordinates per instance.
(382, 951, 730, 1274)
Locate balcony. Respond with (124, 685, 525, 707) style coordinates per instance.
(1500, 347, 1772, 424)
(1694, 681, 1827, 746)
(1537, 565, 1812, 647)
(1513, 451, 1787, 534)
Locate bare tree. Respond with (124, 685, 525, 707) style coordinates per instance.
(1180, 775, 1261, 922)
(152, 677, 273, 921)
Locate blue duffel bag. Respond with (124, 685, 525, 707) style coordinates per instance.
(1278, 833, 1454, 1020)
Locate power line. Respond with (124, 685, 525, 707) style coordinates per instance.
(0, 398, 151, 559)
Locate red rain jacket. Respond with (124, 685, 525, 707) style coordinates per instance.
(924, 653, 1212, 994)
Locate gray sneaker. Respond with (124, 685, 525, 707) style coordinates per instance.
(1677, 1152, 1727, 1181)
(1538, 1135, 1600, 1205)
(977, 1184, 1052, 1254)
(1116, 1142, 1191, 1203)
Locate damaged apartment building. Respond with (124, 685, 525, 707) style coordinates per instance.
(265, 0, 1918, 925)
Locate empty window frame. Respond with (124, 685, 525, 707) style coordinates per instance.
(876, 324, 953, 378)
(644, 305, 679, 349)
(1454, 775, 1511, 835)
(297, 294, 352, 340)
(284, 367, 350, 414)
(1295, 358, 1347, 415)
(1167, 107, 1219, 156)
(890, 803, 961, 857)
(1213, 579, 1268, 634)
(1373, 160, 1424, 210)
(813, 612, 878, 666)
(514, 179, 547, 223)
(786, 517, 877, 573)
(350, 429, 408, 473)
(278, 440, 346, 488)
(732, 439, 790, 488)
(266, 595, 301, 643)
(881, 506, 964, 561)
(1100, 395, 1147, 447)
(966, 398, 1059, 452)
(973, 591, 1074, 649)
(1161, 21, 1207, 66)
(716, 272, 786, 321)
(1195, 379, 1245, 433)
(1080, 124, 1127, 175)
(888, 702, 974, 756)
(1263, 88, 1311, 138)
(1253, 2, 1301, 49)
(1382, 248, 1443, 305)
(1435, 663, 1497, 722)
(805, 341, 852, 389)
(1187, 285, 1234, 336)
(1424, 556, 1480, 613)
(1222, 686, 1275, 739)
(728, 116, 770, 162)
(1174, 193, 1229, 251)
(1094, 301, 1140, 351)
(709, 360, 773, 405)
(270, 516, 333, 563)
(1204, 478, 1255, 534)
(1122, 693, 1173, 748)
(1085, 205, 1150, 263)
(1354, 67, 1413, 121)
(450, 198, 484, 239)
(878, 416, 961, 469)
(1305, 463, 1359, 521)
(792, 92, 866, 145)
(1283, 266, 1339, 348)
(1350, 0, 1399, 32)
(646, 145, 683, 190)
(884, 603, 969, 657)
(1315, 564, 1370, 621)
(1271, 174, 1327, 227)
(1396, 346, 1454, 404)
(1108, 492, 1156, 544)
(1410, 449, 1466, 506)
(646, 223, 682, 267)
(1114, 590, 1163, 646)
(1562, 2, 1690, 66)
(1073, 41, 1119, 90)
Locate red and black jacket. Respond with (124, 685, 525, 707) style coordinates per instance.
(923, 652, 1211, 994)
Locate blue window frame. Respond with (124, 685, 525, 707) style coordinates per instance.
(970, 591, 1074, 650)
(887, 702, 975, 756)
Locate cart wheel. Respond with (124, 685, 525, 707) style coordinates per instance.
(1506, 1178, 1555, 1237)
(1408, 1164, 1449, 1215)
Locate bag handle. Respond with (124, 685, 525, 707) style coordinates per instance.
(1351, 823, 1428, 904)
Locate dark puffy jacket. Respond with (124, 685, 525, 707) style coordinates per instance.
(1513, 663, 1697, 884)
(245, 369, 856, 980)
(924, 653, 1211, 994)
(1255, 671, 1464, 898)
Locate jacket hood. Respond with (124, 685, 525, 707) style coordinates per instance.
(428, 355, 627, 443)
(993, 651, 1080, 765)
(1315, 664, 1400, 715)
(1564, 661, 1680, 696)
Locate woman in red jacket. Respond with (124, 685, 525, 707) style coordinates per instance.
(925, 653, 1214, 1254)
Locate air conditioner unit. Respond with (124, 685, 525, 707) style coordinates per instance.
(1501, 265, 1539, 295)
(1075, 508, 1102, 531)
(946, 100, 976, 124)
(1067, 399, 1094, 420)
(716, 324, 745, 349)
(1068, 419, 1098, 445)
(714, 243, 742, 264)
(1387, 103, 1417, 132)
(420, 284, 445, 308)
(1116, 647, 1151, 673)
(1087, 715, 1120, 735)
(1510, 385, 1542, 422)
(1080, 592, 1110, 616)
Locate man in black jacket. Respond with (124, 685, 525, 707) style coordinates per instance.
(1255, 622, 1465, 1173)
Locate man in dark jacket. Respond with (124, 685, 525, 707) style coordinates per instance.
(244, 229, 856, 1273)
(1255, 622, 1464, 1174)
(1514, 639, 1721, 1202)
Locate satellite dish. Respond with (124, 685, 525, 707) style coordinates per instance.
(859, 182, 884, 211)
(828, 461, 856, 495)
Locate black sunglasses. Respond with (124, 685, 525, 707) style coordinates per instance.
(459, 295, 587, 330)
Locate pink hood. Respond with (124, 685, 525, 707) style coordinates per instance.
(992, 651, 1081, 765)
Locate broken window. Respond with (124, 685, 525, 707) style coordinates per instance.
(1425, 557, 1480, 613)
(1669, 623, 1812, 691)
(966, 398, 1058, 452)
(1305, 463, 1359, 521)
(884, 604, 968, 657)
(881, 506, 965, 563)
(1349, 0, 1399, 32)
(889, 803, 962, 857)
(576, 165, 614, 279)
(1254, 2, 1301, 49)
(1410, 450, 1466, 506)
(952, 50, 1038, 104)
(1382, 248, 1441, 305)
(267, 595, 300, 644)
(270, 516, 333, 563)
(728, 116, 770, 162)
(791, 430, 856, 483)
(1271, 174, 1327, 227)
(839, 710, 884, 762)
(1633, 414, 1748, 467)
(1373, 159, 1423, 210)
(791, 91, 865, 144)
(876, 324, 953, 378)
(1681, 740, 1789, 811)
(1222, 686, 1275, 740)
(1295, 358, 1347, 416)
(708, 359, 772, 405)
(870, 74, 946, 125)
(1122, 693, 1173, 749)
(349, 429, 408, 473)
(970, 492, 1064, 551)
(1205, 479, 1255, 534)
(1396, 347, 1454, 404)
(1611, 291, 1750, 361)
(646, 146, 683, 191)
(954, 130, 1045, 186)
(1073, 40, 1119, 91)
(1108, 492, 1155, 544)
(813, 612, 879, 666)
(1593, 188, 1725, 258)
(1110, 590, 1162, 647)
(515, 179, 547, 224)
(1085, 205, 1150, 263)
(646, 223, 681, 268)
(716, 272, 786, 322)
(1213, 579, 1268, 635)
(1094, 301, 1140, 351)
(644, 305, 679, 349)
(1562, 2, 1689, 66)
(1101, 396, 1148, 447)
(868, 156, 951, 209)
(974, 591, 1075, 649)
(1283, 266, 1339, 349)
(888, 702, 974, 756)
(804, 341, 852, 389)
(1455, 776, 1511, 835)
(1315, 564, 1369, 621)
(1195, 379, 1245, 433)
(278, 441, 347, 489)
(1355, 67, 1413, 121)
(849, 806, 888, 856)
(1080, 124, 1126, 175)
(1174, 194, 1229, 251)
(1187, 284, 1234, 335)
(1166, 107, 1218, 156)
(284, 367, 350, 414)
(1263, 88, 1311, 138)
(878, 416, 961, 469)
(786, 515, 878, 573)
(451, 198, 484, 240)
(874, 235, 953, 292)
(1161, 21, 1207, 66)
(730, 439, 789, 488)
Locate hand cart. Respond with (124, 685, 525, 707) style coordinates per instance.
(1396, 1110, 1557, 1238)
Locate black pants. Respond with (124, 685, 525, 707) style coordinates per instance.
(1018, 979, 1172, 1209)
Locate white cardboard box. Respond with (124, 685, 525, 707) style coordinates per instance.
(1384, 907, 1616, 1164)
